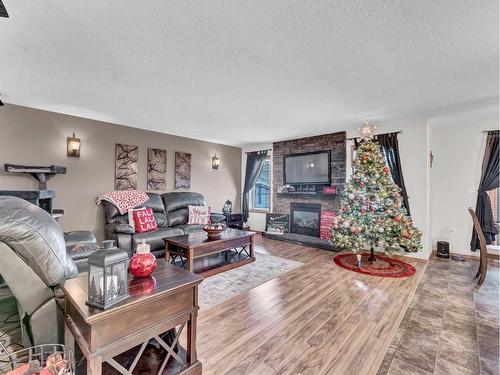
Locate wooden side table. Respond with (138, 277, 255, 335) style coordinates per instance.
(62, 262, 203, 375)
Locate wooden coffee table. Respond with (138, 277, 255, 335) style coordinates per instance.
(163, 228, 256, 277)
(63, 262, 203, 375)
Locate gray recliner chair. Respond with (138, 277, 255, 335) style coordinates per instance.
(0, 196, 79, 346)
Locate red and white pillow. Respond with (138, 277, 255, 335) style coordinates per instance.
(128, 207, 145, 232)
(129, 207, 158, 233)
(187, 205, 211, 225)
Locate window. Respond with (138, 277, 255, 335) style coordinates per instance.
(251, 158, 271, 210)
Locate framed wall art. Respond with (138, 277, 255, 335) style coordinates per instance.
(115, 143, 138, 190)
(174, 151, 191, 189)
(147, 148, 167, 190)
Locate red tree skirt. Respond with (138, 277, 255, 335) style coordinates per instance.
(333, 252, 416, 278)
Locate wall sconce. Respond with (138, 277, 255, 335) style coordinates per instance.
(67, 132, 81, 157)
(212, 154, 220, 169)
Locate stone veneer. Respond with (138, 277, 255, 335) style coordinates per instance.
(272, 131, 346, 215)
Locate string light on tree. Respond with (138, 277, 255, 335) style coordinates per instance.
(331, 122, 422, 262)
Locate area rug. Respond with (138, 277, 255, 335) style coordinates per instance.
(199, 252, 303, 310)
(333, 252, 416, 278)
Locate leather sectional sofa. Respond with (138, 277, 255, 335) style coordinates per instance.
(103, 192, 225, 257)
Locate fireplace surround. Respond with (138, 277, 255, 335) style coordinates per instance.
(290, 203, 321, 237)
(263, 131, 346, 251)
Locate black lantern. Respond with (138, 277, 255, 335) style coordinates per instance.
(86, 248, 129, 309)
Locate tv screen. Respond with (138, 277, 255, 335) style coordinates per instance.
(284, 151, 331, 184)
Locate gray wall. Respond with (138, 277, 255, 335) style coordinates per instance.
(0, 104, 242, 241)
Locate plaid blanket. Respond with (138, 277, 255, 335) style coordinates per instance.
(96, 190, 149, 215)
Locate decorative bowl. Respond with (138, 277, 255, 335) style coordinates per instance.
(203, 222, 226, 240)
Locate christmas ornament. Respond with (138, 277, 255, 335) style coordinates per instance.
(129, 240, 157, 278)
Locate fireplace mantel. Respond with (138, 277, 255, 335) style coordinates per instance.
(276, 192, 336, 200)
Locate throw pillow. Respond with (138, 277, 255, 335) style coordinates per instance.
(133, 208, 158, 233)
(187, 205, 211, 225)
(128, 206, 145, 231)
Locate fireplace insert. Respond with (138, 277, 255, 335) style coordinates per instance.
(290, 203, 321, 237)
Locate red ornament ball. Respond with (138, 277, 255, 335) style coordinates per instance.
(383, 166, 389, 173)
(129, 252, 157, 278)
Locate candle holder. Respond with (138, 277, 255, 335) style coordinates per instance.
(86, 247, 129, 309)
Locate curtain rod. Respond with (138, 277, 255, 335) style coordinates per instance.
(347, 130, 403, 141)
(483, 130, 498, 133)
(245, 148, 272, 154)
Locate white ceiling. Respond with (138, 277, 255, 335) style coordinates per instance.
(0, 1, 498, 146)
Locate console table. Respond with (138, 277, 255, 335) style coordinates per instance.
(62, 262, 203, 375)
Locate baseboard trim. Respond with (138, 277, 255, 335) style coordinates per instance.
(431, 249, 500, 261)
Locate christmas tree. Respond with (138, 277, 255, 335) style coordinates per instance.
(331, 125, 422, 259)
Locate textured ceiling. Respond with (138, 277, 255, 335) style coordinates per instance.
(0, 1, 498, 146)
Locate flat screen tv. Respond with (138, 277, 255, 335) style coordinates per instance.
(284, 151, 331, 185)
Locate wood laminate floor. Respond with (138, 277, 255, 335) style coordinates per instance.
(197, 235, 427, 375)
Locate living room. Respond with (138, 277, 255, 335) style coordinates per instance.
(0, 1, 498, 375)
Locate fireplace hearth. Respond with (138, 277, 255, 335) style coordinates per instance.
(290, 203, 321, 237)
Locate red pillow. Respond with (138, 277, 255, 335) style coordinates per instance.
(133, 208, 158, 233)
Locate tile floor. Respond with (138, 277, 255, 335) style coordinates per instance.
(378, 256, 500, 375)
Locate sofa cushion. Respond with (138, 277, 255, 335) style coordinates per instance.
(144, 193, 167, 227)
(0, 196, 78, 286)
(166, 208, 189, 227)
(161, 192, 206, 213)
(132, 228, 183, 252)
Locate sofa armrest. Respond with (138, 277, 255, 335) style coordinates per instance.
(210, 213, 226, 223)
(105, 225, 133, 255)
(108, 223, 134, 234)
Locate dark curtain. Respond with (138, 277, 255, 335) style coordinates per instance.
(376, 132, 411, 215)
(470, 130, 499, 251)
(353, 132, 410, 215)
(242, 150, 268, 222)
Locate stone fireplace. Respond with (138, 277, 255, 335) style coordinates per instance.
(290, 203, 321, 237)
(263, 131, 346, 250)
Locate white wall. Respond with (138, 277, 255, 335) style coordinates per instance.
(240, 105, 498, 259)
(345, 119, 432, 259)
(241, 143, 273, 232)
(429, 105, 499, 256)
